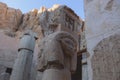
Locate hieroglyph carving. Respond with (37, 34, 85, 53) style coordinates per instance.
(65, 14, 74, 31)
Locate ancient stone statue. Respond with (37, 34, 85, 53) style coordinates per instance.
(37, 31, 78, 80)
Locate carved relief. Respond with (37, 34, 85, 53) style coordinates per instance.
(65, 14, 74, 31)
(43, 24, 58, 36)
(92, 33, 120, 80)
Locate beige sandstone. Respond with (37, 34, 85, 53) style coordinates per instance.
(0, 2, 84, 80)
(0, 2, 22, 34)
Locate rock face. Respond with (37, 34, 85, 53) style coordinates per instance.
(0, 32, 18, 80)
(0, 2, 22, 33)
(0, 32, 18, 68)
(84, 0, 120, 80)
(0, 2, 21, 80)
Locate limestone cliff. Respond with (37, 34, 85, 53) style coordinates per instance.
(0, 2, 22, 37)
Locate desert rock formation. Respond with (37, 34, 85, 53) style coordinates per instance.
(0, 2, 22, 36)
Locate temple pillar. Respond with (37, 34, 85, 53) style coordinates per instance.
(42, 69, 71, 80)
(10, 30, 37, 80)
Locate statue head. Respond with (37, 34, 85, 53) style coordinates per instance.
(37, 31, 78, 72)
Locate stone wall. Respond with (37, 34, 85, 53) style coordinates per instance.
(0, 32, 18, 68)
(92, 32, 120, 80)
(84, 0, 120, 80)
(0, 32, 18, 80)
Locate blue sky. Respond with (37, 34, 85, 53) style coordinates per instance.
(0, 0, 84, 19)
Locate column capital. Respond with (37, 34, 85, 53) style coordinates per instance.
(18, 30, 38, 52)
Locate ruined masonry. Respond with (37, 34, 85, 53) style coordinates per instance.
(0, 2, 85, 80)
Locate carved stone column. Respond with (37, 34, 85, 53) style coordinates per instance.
(10, 30, 37, 80)
(37, 31, 78, 80)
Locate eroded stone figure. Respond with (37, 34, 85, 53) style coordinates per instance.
(37, 31, 78, 80)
